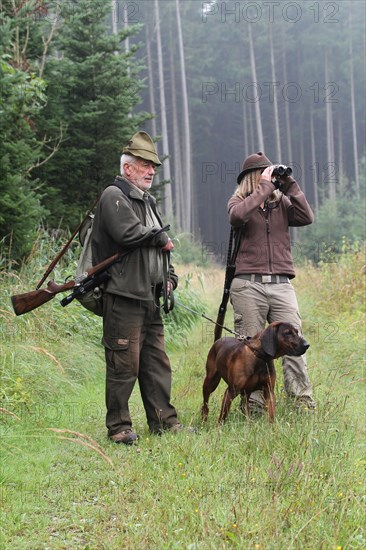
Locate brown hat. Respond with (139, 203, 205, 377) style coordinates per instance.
(237, 151, 272, 184)
(123, 131, 161, 166)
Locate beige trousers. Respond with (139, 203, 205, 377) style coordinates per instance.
(230, 277, 313, 405)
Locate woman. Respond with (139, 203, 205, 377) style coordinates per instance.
(228, 152, 316, 413)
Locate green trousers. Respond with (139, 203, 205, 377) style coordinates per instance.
(102, 292, 179, 436)
(230, 278, 313, 405)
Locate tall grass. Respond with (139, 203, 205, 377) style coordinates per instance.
(1, 243, 365, 549)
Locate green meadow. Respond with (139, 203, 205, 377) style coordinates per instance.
(1, 246, 365, 549)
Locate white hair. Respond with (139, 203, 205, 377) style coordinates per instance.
(120, 153, 137, 175)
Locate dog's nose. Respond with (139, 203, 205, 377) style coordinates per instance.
(303, 340, 310, 350)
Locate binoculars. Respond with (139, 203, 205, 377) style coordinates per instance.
(272, 165, 292, 178)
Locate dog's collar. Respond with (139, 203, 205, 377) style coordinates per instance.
(241, 337, 272, 362)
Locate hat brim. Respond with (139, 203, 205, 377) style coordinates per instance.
(236, 170, 246, 184)
(236, 164, 271, 184)
(123, 150, 162, 166)
(133, 153, 162, 167)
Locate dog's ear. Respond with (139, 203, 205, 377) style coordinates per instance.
(261, 325, 278, 357)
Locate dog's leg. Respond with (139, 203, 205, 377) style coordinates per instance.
(218, 386, 237, 424)
(201, 372, 221, 421)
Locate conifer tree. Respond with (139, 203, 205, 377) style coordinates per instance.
(0, 1, 49, 260)
(36, 0, 147, 228)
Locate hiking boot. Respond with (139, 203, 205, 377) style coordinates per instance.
(240, 396, 264, 418)
(170, 422, 185, 433)
(295, 396, 316, 413)
(109, 429, 139, 445)
(169, 423, 197, 433)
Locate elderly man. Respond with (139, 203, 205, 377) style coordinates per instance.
(91, 131, 181, 444)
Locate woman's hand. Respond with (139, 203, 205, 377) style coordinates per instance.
(261, 166, 274, 182)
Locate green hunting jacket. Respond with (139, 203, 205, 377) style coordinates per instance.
(91, 176, 178, 301)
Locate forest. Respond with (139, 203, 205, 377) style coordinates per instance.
(1, 4, 365, 545)
(1, 0, 365, 262)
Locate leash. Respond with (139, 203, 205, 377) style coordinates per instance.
(162, 250, 174, 313)
(174, 299, 242, 338)
(174, 299, 272, 363)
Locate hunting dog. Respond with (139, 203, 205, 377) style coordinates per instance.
(201, 322, 309, 423)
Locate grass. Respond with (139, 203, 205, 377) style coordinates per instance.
(0, 248, 365, 549)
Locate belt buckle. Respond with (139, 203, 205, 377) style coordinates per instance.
(262, 275, 272, 283)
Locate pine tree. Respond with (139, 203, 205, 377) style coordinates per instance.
(0, 1, 49, 260)
(36, 0, 147, 228)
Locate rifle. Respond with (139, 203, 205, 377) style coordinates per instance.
(214, 225, 243, 341)
(11, 224, 171, 316)
(11, 251, 124, 316)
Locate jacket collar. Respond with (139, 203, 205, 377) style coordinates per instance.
(113, 176, 156, 207)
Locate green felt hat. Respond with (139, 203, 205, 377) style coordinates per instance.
(123, 131, 161, 166)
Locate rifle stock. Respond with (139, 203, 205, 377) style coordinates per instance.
(11, 252, 121, 316)
(11, 287, 57, 316)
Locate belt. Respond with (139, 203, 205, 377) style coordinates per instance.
(237, 274, 289, 284)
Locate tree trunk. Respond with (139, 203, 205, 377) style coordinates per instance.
(349, 12, 359, 195)
(175, 0, 192, 232)
(337, 115, 345, 194)
(324, 49, 336, 201)
(248, 23, 264, 150)
(269, 25, 281, 162)
(310, 109, 319, 213)
(111, 0, 118, 35)
(154, 0, 173, 218)
(242, 99, 249, 156)
(169, 43, 183, 230)
(146, 25, 157, 140)
(281, 31, 292, 164)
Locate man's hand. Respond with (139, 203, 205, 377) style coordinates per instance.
(162, 238, 174, 252)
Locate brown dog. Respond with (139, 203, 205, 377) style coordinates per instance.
(201, 322, 309, 423)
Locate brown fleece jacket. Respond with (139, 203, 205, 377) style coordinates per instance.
(227, 177, 314, 278)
